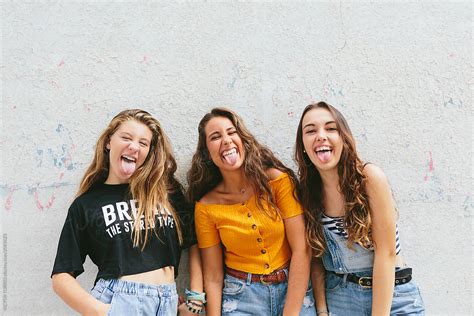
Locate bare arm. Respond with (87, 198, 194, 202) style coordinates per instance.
(201, 244, 224, 316)
(365, 165, 397, 316)
(51, 273, 110, 316)
(311, 257, 328, 314)
(283, 214, 311, 316)
(188, 244, 204, 292)
(178, 244, 204, 315)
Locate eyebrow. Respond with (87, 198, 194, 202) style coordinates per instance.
(303, 121, 337, 129)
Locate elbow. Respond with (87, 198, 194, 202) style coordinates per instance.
(51, 274, 61, 295)
(375, 248, 397, 263)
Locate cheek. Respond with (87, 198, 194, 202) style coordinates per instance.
(302, 136, 312, 152)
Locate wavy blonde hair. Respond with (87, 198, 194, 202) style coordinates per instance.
(187, 107, 297, 220)
(77, 109, 182, 249)
(294, 102, 371, 257)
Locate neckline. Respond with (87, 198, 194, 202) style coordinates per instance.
(196, 172, 287, 207)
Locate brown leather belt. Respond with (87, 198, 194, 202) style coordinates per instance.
(226, 266, 288, 284)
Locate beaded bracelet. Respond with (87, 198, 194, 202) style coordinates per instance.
(185, 301, 203, 314)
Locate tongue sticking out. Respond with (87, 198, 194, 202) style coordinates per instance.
(317, 151, 332, 163)
(223, 152, 238, 166)
(121, 158, 136, 176)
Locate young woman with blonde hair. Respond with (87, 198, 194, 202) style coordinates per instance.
(294, 102, 425, 315)
(51, 109, 203, 315)
(187, 107, 315, 316)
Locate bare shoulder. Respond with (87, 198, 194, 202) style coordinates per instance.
(198, 188, 220, 205)
(363, 164, 390, 191)
(265, 168, 284, 180)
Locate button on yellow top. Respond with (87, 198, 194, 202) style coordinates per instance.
(195, 173, 303, 274)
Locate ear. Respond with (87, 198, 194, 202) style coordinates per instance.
(106, 141, 111, 150)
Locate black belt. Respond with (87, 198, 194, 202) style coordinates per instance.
(333, 268, 412, 288)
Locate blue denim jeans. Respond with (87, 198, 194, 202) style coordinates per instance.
(325, 272, 425, 315)
(221, 272, 316, 316)
(91, 278, 178, 316)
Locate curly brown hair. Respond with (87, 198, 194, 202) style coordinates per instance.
(77, 109, 183, 249)
(294, 102, 371, 257)
(187, 107, 297, 220)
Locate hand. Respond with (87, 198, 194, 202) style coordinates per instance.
(178, 303, 195, 316)
(94, 301, 111, 316)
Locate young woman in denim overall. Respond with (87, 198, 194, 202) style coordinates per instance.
(187, 108, 315, 316)
(294, 102, 425, 315)
(51, 109, 202, 315)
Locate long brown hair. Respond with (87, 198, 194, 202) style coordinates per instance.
(295, 102, 371, 257)
(77, 109, 183, 249)
(187, 107, 297, 220)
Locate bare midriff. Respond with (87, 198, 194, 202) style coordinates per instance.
(120, 266, 175, 285)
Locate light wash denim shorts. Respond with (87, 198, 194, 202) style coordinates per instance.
(90, 278, 178, 316)
(325, 272, 425, 316)
(221, 272, 316, 316)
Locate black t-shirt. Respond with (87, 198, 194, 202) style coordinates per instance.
(51, 182, 196, 284)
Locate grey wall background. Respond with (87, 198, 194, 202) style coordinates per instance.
(1, 1, 472, 315)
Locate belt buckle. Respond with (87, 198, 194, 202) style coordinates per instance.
(358, 277, 372, 288)
(259, 274, 269, 285)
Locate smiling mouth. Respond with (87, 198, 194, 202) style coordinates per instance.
(121, 155, 137, 176)
(121, 155, 136, 163)
(222, 148, 238, 165)
(314, 146, 332, 163)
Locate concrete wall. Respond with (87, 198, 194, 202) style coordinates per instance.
(1, 1, 472, 315)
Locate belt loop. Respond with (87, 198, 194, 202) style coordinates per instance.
(246, 272, 252, 285)
(342, 273, 348, 287)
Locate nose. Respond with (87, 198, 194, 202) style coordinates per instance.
(223, 135, 233, 146)
(316, 130, 327, 142)
(128, 141, 139, 151)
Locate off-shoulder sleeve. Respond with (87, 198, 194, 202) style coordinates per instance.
(271, 173, 304, 219)
(194, 202, 221, 248)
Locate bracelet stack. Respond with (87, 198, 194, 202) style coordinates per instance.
(185, 289, 206, 314)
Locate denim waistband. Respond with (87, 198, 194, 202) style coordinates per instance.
(95, 278, 177, 297)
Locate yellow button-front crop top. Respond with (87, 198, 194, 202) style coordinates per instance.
(194, 173, 303, 274)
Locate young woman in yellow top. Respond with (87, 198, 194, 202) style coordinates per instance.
(187, 108, 315, 316)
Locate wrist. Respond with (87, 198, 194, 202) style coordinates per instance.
(316, 310, 329, 315)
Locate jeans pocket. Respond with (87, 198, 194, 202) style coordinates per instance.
(325, 274, 343, 292)
(302, 285, 315, 309)
(222, 277, 246, 314)
(106, 292, 118, 316)
(90, 280, 107, 300)
(393, 281, 421, 297)
(392, 282, 425, 315)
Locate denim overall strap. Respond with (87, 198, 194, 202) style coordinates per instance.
(322, 225, 374, 274)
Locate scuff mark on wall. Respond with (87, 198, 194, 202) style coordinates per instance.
(443, 98, 463, 108)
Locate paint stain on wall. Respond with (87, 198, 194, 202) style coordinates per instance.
(423, 151, 434, 181)
(4, 187, 16, 211)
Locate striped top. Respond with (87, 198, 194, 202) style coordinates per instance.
(321, 213, 401, 255)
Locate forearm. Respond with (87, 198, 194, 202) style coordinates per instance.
(203, 280, 223, 316)
(52, 273, 105, 315)
(283, 248, 311, 316)
(371, 252, 396, 316)
(311, 257, 328, 313)
(188, 245, 203, 292)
